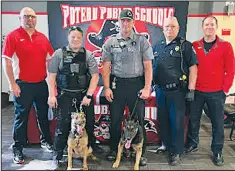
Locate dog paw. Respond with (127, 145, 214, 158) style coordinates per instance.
(83, 166, 88, 170)
(134, 165, 139, 170)
(91, 156, 97, 160)
(112, 162, 119, 168)
(67, 167, 72, 170)
(90, 154, 97, 160)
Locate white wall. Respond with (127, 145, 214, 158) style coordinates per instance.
(186, 17, 203, 42)
(1, 2, 49, 103)
(1, 14, 49, 94)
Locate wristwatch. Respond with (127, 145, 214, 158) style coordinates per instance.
(103, 87, 111, 91)
(86, 94, 93, 99)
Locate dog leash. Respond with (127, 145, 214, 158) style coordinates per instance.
(72, 98, 83, 113)
(129, 94, 141, 119)
(129, 85, 156, 119)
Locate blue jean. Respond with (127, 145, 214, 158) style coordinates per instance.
(13, 79, 52, 150)
(156, 87, 186, 154)
(187, 90, 226, 155)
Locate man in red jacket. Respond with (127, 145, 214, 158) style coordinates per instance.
(2, 7, 54, 164)
(185, 16, 235, 166)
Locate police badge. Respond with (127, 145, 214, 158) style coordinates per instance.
(175, 46, 180, 52)
(70, 63, 79, 73)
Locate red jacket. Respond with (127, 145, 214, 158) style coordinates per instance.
(193, 36, 235, 93)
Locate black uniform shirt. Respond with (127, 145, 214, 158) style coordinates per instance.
(152, 37, 198, 78)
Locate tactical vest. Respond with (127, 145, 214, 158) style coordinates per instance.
(154, 37, 186, 87)
(56, 47, 91, 91)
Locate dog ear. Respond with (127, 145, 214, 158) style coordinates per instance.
(132, 114, 139, 121)
(71, 113, 75, 119)
(80, 112, 86, 119)
(126, 112, 131, 121)
(135, 120, 139, 125)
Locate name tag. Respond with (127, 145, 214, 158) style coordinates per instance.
(128, 47, 136, 52)
(64, 58, 72, 63)
(112, 47, 122, 53)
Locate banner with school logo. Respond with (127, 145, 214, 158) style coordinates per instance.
(47, 1, 189, 144)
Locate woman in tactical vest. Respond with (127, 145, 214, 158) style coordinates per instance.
(47, 26, 103, 170)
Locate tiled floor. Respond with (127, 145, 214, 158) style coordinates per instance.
(2, 104, 235, 170)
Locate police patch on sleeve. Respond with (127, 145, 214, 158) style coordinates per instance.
(153, 51, 158, 57)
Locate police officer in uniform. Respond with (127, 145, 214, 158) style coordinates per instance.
(152, 17, 198, 166)
(102, 9, 154, 166)
(47, 26, 103, 170)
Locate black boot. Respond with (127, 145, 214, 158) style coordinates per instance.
(184, 145, 198, 154)
(106, 150, 117, 161)
(169, 153, 181, 166)
(212, 153, 224, 166)
(13, 148, 24, 164)
(139, 156, 147, 166)
(91, 144, 104, 154)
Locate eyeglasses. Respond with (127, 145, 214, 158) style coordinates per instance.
(69, 26, 83, 34)
(164, 25, 178, 30)
(23, 15, 36, 19)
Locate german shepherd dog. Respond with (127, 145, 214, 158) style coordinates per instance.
(67, 110, 96, 170)
(112, 115, 144, 170)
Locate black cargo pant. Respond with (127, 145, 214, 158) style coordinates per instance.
(109, 75, 147, 156)
(53, 90, 96, 160)
(13, 79, 52, 151)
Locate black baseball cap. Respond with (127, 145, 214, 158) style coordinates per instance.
(120, 9, 134, 20)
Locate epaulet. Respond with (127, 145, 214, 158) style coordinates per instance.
(132, 33, 143, 39)
(134, 33, 147, 41)
(135, 33, 142, 37)
(110, 34, 117, 37)
(160, 40, 165, 44)
(62, 46, 67, 52)
(179, 37, 186, 44)
(62, 46, 67, 58)
(82, 47, 86, 54)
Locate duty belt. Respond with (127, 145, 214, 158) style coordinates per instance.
(60, 88, 87, 93)
(159, 83, 179, 90)
(111, 75, 144, 80)
(58, 88, 87, 96)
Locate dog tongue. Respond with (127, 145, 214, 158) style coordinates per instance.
(125, 140, 131, 149)
(77, 127, 83, 134)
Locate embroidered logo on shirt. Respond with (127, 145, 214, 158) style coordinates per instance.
(20, 39, 25, 42)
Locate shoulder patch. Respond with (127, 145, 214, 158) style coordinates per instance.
(135, 33, 147, 40)
(179, 37, 186, 44)
(153, 51, 158, 57)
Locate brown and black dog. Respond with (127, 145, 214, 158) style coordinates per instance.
(112, 116, 144, 170)
(67, 111, 96, 170)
